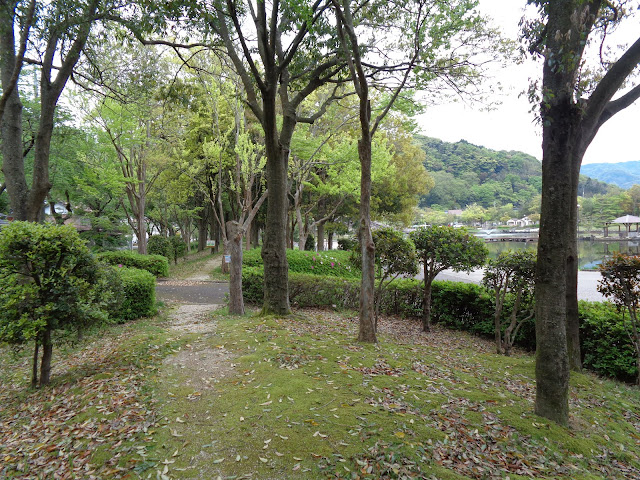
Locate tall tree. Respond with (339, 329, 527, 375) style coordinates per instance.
(204, 0, 347, 315)
(332, 0, 502, 342)
(0, 0, 123, 221)
(524, 0, 640, 425)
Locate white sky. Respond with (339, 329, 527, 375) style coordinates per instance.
(416, 0, 640, 164)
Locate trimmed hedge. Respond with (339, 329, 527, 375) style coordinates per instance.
(148, 235, 172, 259)
(242, 269, 636, 382)
(242, 248, 359, 278)
(114, 266, 156, 321)
(579, 301, 636, 383)
(97, 250, 169, 277)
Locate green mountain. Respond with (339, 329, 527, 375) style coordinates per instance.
(580, 161, 640, 189)
(416, 135, 616, 210)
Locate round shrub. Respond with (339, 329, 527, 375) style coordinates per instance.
(304, 234, 315, 251)
(114, 266, 156, 321)
(170, 236, 187, 264)
(338, 236, 357, 251)
(148, 235, 172, 259)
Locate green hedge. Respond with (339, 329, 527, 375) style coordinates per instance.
(242, 269, 637, 382)
(97, 250, 169, 277)
(114, 266, 156, 321)
(148, 235, 172, 259)
(579, 301, 637, 383)
(242, 248, 359, 278)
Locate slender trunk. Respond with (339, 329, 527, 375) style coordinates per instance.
(494, 292, 503, 355)
(39, 327, 53, 387)
(358, 130, 376, 343)
(422, 274, 433, 332)
(317, 222, 325, 252)
(327, 231, 334, 251)
(31, 338, 39, 388)
(227, 220, 245, 315)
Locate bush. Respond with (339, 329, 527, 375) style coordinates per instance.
(242, 248, 359, 278)
(114, 266, 157, 321)
(148, 235, 172, 259)
(304, 234, 315, 251)
(0, 222, 111, 386)
(579, 301, 637, 383)
(338, 237, 357, 251)
(170, 236, 187, 264)
(97, 250, 169, 277)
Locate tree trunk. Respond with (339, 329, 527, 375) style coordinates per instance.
(0, 10, 28, 221)
(534, 99, 575, 427)
(566, 150, 583, 371)
(31, 338, 39, 388)
(260, 92, 290, 315)
(358, 131, 376, 343)
(422, 274, 433, 332)
(227, 220, 245, 315)
(198, 206, 208, 251)
(39, 327, 53, 387)
(317, 222, 326, 252)
(494, 307, 503, 355)
(327, 231, 334, 251)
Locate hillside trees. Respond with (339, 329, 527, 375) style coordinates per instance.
(524, 0, 640, 425)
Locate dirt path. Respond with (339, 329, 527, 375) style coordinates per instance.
(156, 255, 229, 305)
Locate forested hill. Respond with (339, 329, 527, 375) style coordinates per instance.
(580, 161, 640, 189)
(415, 135, 616, 210)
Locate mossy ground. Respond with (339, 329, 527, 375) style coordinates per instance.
(2, 287, 640, 478)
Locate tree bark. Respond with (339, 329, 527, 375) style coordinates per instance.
(534, 96, 576, 426)
(0, 6, 28, 221)
(227, 220, 245, 315)
(422, 272, 433, 332)
(39, 327, 53, 387)
(317, 222, 325, 251)
(358, 130, 376, 342)
(31, 338, 39, 388)
(260, 91, 291, 315)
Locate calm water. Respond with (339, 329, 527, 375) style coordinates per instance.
(483, 239, 640, 270)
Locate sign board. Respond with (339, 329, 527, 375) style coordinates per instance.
(224, 255, 231, 263)
(206, 240, 216, 248)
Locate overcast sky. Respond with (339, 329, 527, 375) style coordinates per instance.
(416, 0, 640, 165)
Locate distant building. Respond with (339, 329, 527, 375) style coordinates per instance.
(446, 209, 463, 217)
(507, 216, 535, 228)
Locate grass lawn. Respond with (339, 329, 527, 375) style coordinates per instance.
(2, 306, 640, 479)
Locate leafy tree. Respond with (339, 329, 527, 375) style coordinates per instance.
(410, 226, 488, 332)
(0, 222, 111, 386)
(598, 253, 640, 385)
(371, 228, 418, 326)
(483, 250, 536, 356)
(523, 0, 640, 424)
(332, 0, 502, 342)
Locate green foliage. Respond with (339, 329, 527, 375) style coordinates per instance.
(416, 136, 617, 212)
(170, 236, 187, 265)
(148, 235, 172, 259)
(304, 233, 315, 251)
(97, 251, 169, 277)
(410, 226, 488, 284)
(0, 222, 107, 340)
(242, 248, 359, 278)
(483, 250, 537, 354)
(597, 253, 640, 383)
(114, 267, 157, 321)
(579, 301, 637, 383)
(337, 237, 357, 251)
(0, 222, 112, 385)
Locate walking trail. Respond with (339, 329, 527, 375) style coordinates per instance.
(159, 254, 235, 395)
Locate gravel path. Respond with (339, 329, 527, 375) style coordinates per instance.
(156, 255, 229, 305)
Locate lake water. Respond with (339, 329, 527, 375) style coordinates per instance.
(483, 239, 640, 270)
